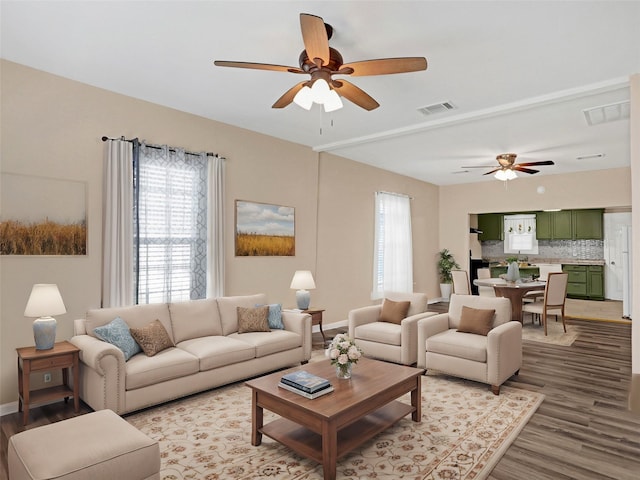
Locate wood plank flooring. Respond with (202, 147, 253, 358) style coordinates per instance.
(1, 305, 638, 480)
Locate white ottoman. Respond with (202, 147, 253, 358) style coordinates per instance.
(8, 409, 160, 480)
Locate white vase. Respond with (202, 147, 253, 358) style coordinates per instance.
(506, 261, 520, 281)
(440, 283, 452, 301)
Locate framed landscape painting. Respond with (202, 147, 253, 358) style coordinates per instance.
(0, 173, 87, 255)
(235, 200, 295, 256)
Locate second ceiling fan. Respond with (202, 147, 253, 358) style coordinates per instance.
(463, 153, 555, 181)
(214, 13, 427, 111)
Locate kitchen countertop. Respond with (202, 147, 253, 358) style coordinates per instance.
(486, 258, 606, 266)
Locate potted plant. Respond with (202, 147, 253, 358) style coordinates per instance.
(437, 249, 460, 301)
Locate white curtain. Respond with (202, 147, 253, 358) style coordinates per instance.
(207, 155, 225, 297)
(372, 192, 413, 299)
(102, 139, 134, 307)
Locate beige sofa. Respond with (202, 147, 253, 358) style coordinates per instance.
(70, 294, 311, 414)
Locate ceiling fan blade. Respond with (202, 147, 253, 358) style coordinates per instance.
(516, 160, 555, 167)
(483, 169, 501, 176)
(272, 82, 308, 109)
(514, 167, 540, 174)
(214, 60, 304, 74)
(462, 165, 498, 169)
(341, 57, 427, 76)
(333, 80, 380, 111)
(300, 13, 330, 66)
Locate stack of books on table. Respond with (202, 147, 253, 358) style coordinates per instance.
(278, 370, 334, 399)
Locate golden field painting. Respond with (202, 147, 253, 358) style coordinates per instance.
(235, 200, 295, 256)
(1, 174, 87, 255)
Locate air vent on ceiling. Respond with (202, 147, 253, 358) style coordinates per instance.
(417, 101, 457, 116)
(583, 100, 630, 126)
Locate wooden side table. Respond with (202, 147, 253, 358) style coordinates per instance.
(16, 340, 80, 425)
(302, 308, 325, 343)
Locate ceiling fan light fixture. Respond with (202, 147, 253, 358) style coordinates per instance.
(311, 78, 330, 103)
(494, 169, 517, 181)
(293, 86, 313, 110)
(323, 89, 343, 112)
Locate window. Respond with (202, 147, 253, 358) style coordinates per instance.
(503, 214, 538, 255)
(134, 146, 208, 304)
(372, 192, 413, 299)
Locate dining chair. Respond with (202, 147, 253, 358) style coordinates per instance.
(477, 268, 495, 297)
(451, 269, 471, 295)
(523, 264, 563, 303)
(521, 272, 569, 335)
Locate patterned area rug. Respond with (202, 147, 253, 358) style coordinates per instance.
(521, 316, 578, 346)
(127, 370, 543, 479)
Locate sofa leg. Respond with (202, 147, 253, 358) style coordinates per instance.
(491, 385, 500, 395)
(515, 369, 520, 376)
(301, 360, 309, 365)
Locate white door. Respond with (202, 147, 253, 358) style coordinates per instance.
(604, 212, 632, 300)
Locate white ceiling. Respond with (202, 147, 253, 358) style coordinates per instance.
(2, 1, 639, 185)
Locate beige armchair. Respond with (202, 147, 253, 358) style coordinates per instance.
(348, 292, 437, 365)
(417, 294, 521, 394)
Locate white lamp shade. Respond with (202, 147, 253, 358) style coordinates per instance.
(323, 89, 343, 112)
(24, 284, 66, 318)
(293, 86, 313, 110)
(290, 270, 316, 290)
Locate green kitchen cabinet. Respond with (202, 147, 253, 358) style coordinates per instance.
(536, 210, 572, 240)
(562, 264, 604, 300)
(573, 209, 604, 240)
(478, 214, 503, 241)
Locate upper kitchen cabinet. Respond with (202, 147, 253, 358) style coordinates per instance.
(536, 210, 573, 240)
(536, 209, 603, 240)
(573, 209, 604, 240)
(478, 214, 503, 241)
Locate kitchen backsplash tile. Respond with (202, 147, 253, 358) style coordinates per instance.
(482, 239, 604, 261)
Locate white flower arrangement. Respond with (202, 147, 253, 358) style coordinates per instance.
(326, 333, 363, 375)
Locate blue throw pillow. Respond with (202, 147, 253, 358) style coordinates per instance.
(256, 303, 284, 329)
(93, 317, 141, 361)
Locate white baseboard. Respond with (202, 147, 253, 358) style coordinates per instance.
(1, 401, 19, 417)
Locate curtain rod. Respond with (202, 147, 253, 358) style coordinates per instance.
(376, 190, 413, 200)
(101, 136, 224, 159)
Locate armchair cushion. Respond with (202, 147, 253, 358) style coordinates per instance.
(427, 330, 488, 363)
(379, 298, 411, 324)
(457, 306, 495, 336)
(354, 321, 401, 346)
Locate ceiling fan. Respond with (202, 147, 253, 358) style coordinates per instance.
(463, 153, 555, 181)
(214, 13, 427, 112)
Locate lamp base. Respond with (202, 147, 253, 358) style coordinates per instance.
(296, 290, 311, 310)
(33, 317, 56, 350)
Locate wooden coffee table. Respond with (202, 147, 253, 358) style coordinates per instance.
(245, 357, 423, 480)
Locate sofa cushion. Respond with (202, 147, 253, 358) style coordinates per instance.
(237, 306, 270, 333)
(177, 336, 256, 370)
(125, 347, 199, 390)
(169, 298, 223, 343)
(228, 329, 302, 357)
(130, 320, 175, 357)
(379, 298, 410, 324)
(93, 317, 141, 361)
(354, 322, 401, 346)
(457, 306, 495, 336)
(85, 303, 174, 343)
(216, 294, 268, 335)
(427, 329, 487, 363)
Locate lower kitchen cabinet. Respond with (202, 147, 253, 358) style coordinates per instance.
(563, 264, 604, 300)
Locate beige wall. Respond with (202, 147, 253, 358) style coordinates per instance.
(0, 60, 439, 406)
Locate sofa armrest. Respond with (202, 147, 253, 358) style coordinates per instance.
(348, 305, 382, 338)
(416, 313, 450, 368)
(69, 334, 126, 413)
(282, 311, 312, 361)
(486, 321, 523, 386)
(400, 311, 438, 365)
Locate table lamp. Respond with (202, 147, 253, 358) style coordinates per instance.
(290, 270, 316, 310)
(24, 284, 66, 350)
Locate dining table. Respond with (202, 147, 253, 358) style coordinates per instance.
(473, 278, 546, 323)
